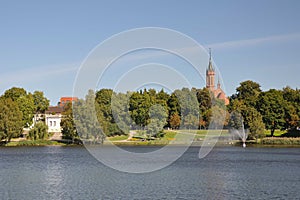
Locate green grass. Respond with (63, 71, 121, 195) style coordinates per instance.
(5, 140, 64, 146)
(264, 130, 286, 137)
(107, 135, 129, 141)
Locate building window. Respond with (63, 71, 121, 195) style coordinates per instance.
(54, 121, 56, 127)
(50, 121, 52, 127)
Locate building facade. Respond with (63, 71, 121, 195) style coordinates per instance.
(206, 50, 229, 105)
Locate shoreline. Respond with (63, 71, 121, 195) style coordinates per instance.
(2, 139, 300, 148)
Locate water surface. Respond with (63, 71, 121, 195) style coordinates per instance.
(0, 146, 299, 199)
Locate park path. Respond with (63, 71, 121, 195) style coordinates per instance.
(118, 130, 136, 142)
(49, 132, 62, 141)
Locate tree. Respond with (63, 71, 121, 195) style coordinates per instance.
(282, 87, 300, 129)
(111, 92, 132, 135)
(0, 98, 23, 143)
(146, 104, 168, 138)
(169, 112, 181, 129)
(17, 93, 35, 127)
(174, 88, 199, 129)
(129, 90, 151, 128)
(236, 80, 261, 107)
(257, 89, 286, 136)
(73, 90, 105, 143)
(28, 122, 48, 140)
(2, 87, 36, 127)
(3, 87, 27, 101)
(61, 102, 78, 143)
(245, 107, 265, 139)
(33, 91, 50, 113)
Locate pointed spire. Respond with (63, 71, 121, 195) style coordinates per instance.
(207, 48, 214, 71)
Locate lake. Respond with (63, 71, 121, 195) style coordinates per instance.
(0, 146, 299, 199)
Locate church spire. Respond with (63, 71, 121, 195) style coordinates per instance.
(208, 48, 214, 72)
(206, 48, 215, 91)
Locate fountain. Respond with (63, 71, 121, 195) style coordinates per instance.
(229, 111, 248, 148)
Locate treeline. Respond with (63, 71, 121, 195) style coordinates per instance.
(1, 80, 300, 144)
(64, 87, 229, 142)
(228, 80, 300, 137)
(0, 87, 49, 143)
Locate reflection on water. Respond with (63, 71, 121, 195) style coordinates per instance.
(0, 146, 299, 199)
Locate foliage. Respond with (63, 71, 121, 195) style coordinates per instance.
(33, 91, 50, 113)
(0, 98, 23, 143)
(28, 122, 48, 140)
(73, 90, 105, 143)
(146, 104, 168, 138)
(3, 87, 27, 101)
(257, 89, 286, 136)
(61, 102, 78, 142)
(169, 112, 181, 129)
(235, 80, 261, 107)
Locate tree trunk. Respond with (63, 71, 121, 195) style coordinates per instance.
(271, 129, 275, 137)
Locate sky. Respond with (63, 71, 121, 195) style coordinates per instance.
(1, 0, 300, 105)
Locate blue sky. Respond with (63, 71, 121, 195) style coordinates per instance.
(1, 0, 300, 105)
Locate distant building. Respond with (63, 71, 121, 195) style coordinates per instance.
(206, 50, 229, 105)
(58, 97, 78, 107)
(45, 106, 64, 133)
(33, 97, 77, 133)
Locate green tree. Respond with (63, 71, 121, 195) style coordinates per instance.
(33, 91, 50, 113)
(2, 87, 36, 127)
(0, 98, 23, 143)
(17, 93, 35, 127)
(111, 92, 132, 135)
(257, 89, 286, 136)
(282, 87, 300, 129)
(61, 102, 78, 143)
(3, 87, 27, 101)
(245, 107, 265, 139)
(236, 80, 261, 107)
(129, 90, 152, 128)
(174, 88, 199, 129)
(73, 90, 105, 143)
(28, 121, 48, 140)
(147, 104, 168, 138)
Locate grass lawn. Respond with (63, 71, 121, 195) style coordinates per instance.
(5, 140, 64, 146)
(107, 135, 129, 141)
(264, 130, 287, 137)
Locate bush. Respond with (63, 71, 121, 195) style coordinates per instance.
(261, 137, 300, 145)
(28, 122, 48, 140)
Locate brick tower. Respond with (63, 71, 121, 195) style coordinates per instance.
(206, 48, 215, 91)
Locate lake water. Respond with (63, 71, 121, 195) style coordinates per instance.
(0, 146, 299, 200)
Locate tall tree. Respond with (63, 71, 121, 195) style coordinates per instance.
(0, 98, 23, 143)
(257, 89, 286, 136)
(17, 93, 35, 127)
(147, 104, 168, 138)
(174, 88, 199, 129)
(61, 102, 78, 143)
(3, 87, 27, 101)
(236, 80, 261, 107)
(33, 91, 50, 113)
(73, 90, 105, 143)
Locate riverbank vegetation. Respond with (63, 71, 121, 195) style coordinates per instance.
(1, 80, 300, 146)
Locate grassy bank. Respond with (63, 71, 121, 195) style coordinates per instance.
(5, 140, 66, 147)
(260, 137, 300, 145)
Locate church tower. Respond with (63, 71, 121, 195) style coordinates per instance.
(206, 49, 215, 91)
(205, 49, 229, 105)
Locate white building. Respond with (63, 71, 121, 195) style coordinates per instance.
(45, 106, 63, 133)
